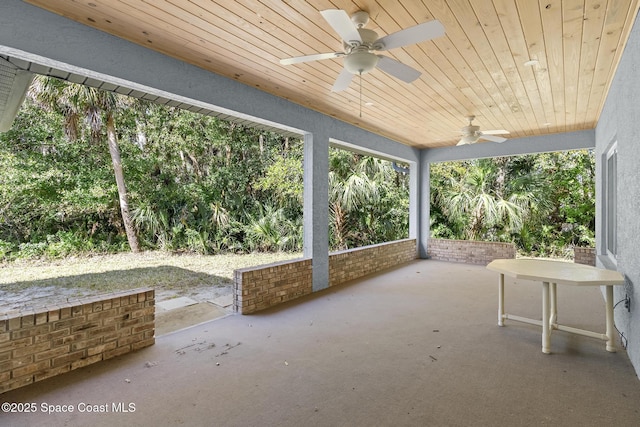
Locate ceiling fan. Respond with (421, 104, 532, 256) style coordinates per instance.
(280, 9, 445, 92)
(456, 116, 509, 145)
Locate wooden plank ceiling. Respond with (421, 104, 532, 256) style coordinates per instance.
(25, 0, 640, 148)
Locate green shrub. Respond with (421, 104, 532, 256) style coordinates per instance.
(0, 240, 17, 261)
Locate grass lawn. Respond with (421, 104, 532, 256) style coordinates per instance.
(0, 251, 301, 313)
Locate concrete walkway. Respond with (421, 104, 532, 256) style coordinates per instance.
(2, 260, 639, 426)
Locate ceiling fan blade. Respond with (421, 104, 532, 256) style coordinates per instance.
(280, 52, 343, 65)
(376, 20, 445, 51)
(482, 129, 510, 135)
(479, 133, 508, 143)
(456, 139, 467, 146)
(332, 68, 354, 92)
(376, 56, 421, 83)
(320, 9, 362, 44)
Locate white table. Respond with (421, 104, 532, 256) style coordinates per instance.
(486, 258, 625, 354)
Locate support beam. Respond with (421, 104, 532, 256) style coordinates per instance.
(424, 130, 595, 164)
(303, 133, 329, 291)
(417, 150, 430, 258)
(408, 160, 419, 243)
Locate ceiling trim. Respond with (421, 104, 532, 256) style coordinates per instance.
(0, 57, 33, 132)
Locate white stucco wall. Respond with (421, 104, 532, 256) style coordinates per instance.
(596, 9, 640, 378)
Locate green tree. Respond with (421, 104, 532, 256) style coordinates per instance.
(441, 162, 512, 240)
(430, 151, 594, 257)
(328, 149, 408, 250)
(1, 84, 410, 259)
(28, 76, 140, 252)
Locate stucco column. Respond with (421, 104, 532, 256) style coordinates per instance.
(417, 149, 430, 258)
(408, 159, 420, 255)
(303, 132, 330, 291)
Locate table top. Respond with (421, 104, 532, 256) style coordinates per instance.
(486, 258, 625, 286)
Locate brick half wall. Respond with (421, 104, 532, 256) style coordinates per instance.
(234, 259, 313, 314)
(234, 239, 417, 314)
(329, 239, 417, 287)
(574, 247, 596, 266)
(0, 288, 155, 394)
(427, 238, 516, 265)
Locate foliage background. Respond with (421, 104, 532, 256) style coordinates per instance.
(0, 80, 409, 260)
(429, 151, 595, 258)
(0, 79, 594, 261)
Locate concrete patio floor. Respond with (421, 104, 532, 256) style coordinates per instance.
(1, 260, 639, 426)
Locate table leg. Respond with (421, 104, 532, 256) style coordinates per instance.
(550, 282, 557, 327)
(605, 285, 617, 352)
(498, 273, 505, 326)
(542, 282, 551, 354)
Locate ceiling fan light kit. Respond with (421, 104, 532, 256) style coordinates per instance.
(343, 51, 379, 74)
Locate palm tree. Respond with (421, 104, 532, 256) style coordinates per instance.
(28, 76, 140, 252)
(436, 158, 546, 241)
(328, 151, 381, 249)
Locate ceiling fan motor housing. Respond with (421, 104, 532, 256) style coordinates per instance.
(343, 28, 380, 74)
(343, 28, 379, 50)
(468, 125, 480, 135)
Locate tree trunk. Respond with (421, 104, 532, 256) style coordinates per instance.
(106, 113, 140, 252)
